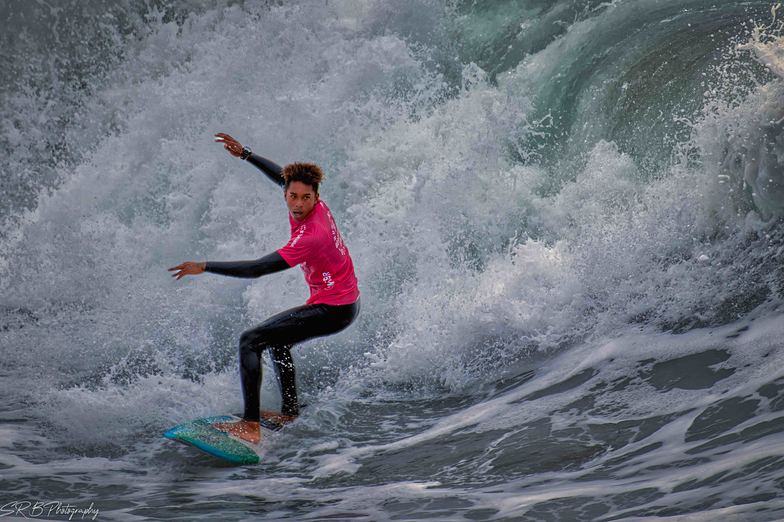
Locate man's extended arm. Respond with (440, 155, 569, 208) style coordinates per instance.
(204, 251, 290, 278)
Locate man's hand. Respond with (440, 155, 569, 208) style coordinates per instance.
(168, 261, 206, 280)
(214, 132, 244, 157)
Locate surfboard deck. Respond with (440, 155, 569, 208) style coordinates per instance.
(164, 414, 263, 465)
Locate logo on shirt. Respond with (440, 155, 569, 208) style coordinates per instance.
(322, 271, 335, 288)
(325, 209, 346, 255)
(289, 224, 307, 247)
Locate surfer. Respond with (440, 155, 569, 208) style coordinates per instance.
(168, 133, 360, 443)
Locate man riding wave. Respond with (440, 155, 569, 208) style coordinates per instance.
(169, 133, 360, 443)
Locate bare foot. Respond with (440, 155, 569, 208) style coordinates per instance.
(213, 419, 261, 445)
(260, 410, 297, 429)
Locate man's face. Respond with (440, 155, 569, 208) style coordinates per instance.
(285, 181, 318, 221)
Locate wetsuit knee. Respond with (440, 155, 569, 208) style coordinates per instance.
(239, 329, 270, 360)
(239, 330, 255, 353)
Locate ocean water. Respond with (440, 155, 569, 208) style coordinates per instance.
(2, 0, 784, 520)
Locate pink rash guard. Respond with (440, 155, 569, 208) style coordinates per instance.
(277, 200, 360, 306)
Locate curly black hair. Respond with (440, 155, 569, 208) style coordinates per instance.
(281, 162, 324, 193)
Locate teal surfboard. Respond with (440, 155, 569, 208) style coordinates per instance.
(164, 414, 262, 465)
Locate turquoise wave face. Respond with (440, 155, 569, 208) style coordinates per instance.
(450, 1, 775, 175)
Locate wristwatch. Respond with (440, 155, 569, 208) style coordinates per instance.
(240, 146, 252, 160)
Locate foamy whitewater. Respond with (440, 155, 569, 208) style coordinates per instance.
(2, 1, 784, 520)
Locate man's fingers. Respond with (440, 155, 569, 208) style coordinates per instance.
(215, 132, 236, 143)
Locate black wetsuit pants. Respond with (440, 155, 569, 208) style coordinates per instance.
(239, 298, 359, 420)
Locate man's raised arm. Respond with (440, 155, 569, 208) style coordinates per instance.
(214, 132, 285, 187)
(245, 152, 284, 187)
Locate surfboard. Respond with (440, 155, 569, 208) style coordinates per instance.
(164, 414, 262, 465)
